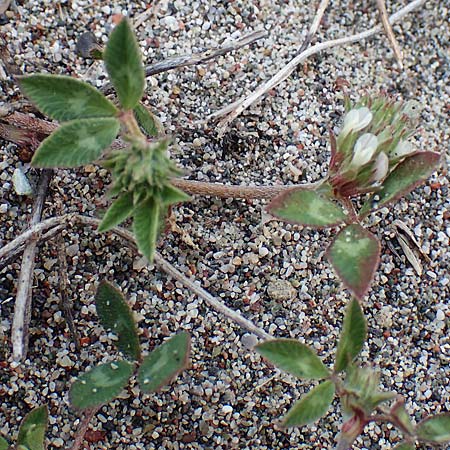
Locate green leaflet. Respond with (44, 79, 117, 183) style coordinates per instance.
(18, 74, 117, 122)
(104, 18, 145, 110)
(393, 443, 415, 450)
(326, 224, 380, 299)
(70, 360, 134, 410)
(98, 192, 135, 232)
(134, 102, 163, 137)
(137, 332, 190, 393)
(360, 152, 440, 215)
(133, 197, 161, 262)
(95, 281, 141, 361)
(0, 436, 8, 450)
(334, 298, 367, 373)
(255, 339, 330, 380)
(282, 380, 335, 428)
(416, 413, 450, 444)
(17, 405, 48, 450)
(160, 184, 191, 205)
(267, 188, 348, 228)
(31, 118, 120, 168)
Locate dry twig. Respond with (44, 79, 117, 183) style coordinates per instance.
(210, 0, 425, 133)
(376, 0, 403, 68)
(101, 30, 267, 93)
(11, 169, 52, 362)
(57, 233, 80, 351)
(298, 0, 331, 54)
(1, 214, 273, 343)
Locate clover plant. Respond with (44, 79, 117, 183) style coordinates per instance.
(7, 14, 446, 449)
(256, 299, 450, 449)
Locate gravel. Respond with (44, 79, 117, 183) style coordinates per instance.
(0, 1, 449, 449)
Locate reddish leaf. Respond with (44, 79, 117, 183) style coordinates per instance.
(326, 224, 380, 299)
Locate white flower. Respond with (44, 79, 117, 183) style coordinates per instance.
(371, 152, 389, 182)
(340, 107, 373, 138)
(391, 140, 414, 159)
(351, 133, 378, 167)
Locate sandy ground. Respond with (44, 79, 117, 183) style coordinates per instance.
(0, 1, 449, 449)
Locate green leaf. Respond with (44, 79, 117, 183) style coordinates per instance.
(416, 413, 450, 443)
(255, 339, 330, 380)
(95, 281, 141, 360)
(31, 118, 120, 168)
(18, 74, 118, 122)
(0, 436, 8, 450)
(334, 298, 367, 373)
(17, 405, 48, 450)
(134, 102, 163, 137)
(137, 332, 190, 393)
(70, 360, 134, 410)
(326, 224, 380, 299)
(98, 192, 135, 232)
(267, 188, 348, 228)
(393, 443, 415, 450)
(133, 197, 160, 262)
(360, 152, 440, 215)
(104, 18, 145, 110)
(282, 380, 335, 428)
(391, 402, 415, 435)
(160, 184, 191, 205)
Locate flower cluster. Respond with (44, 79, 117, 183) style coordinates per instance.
(102, 139, 180, 205)
(329, 96, 420, 197)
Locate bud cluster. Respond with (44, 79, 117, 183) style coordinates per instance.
(329, 95, 420, 197)
(102, 139, 180, 205)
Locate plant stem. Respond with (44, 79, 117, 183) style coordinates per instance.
(171, 178, 320, 200)
(70, 407, 99, 450)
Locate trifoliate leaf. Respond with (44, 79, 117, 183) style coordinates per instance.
(0, 436, 8, 450)
(134, 102, 163, 137)
(133, 197, 160, 262)
(416, 413, 450, 444)
(160, 184, 191, 205)
(360, 152, 440, 215)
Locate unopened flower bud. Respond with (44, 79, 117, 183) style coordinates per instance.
(340, 107, 373, 138)
(372, 152, 389, 182)
(351, 133, 378, 167)
(392, 140, 414, 159)
(400, 100, 421, 120)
